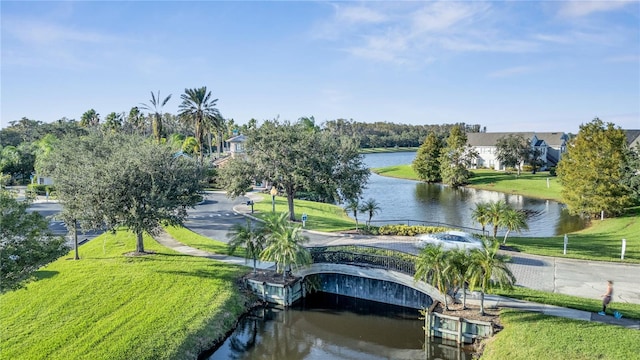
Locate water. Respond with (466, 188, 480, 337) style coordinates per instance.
(205, 293, 473, 360)
(359, 152, 585, 237)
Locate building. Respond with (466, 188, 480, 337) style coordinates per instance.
(466, 132, 568, 171)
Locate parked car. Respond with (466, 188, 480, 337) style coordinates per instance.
(414, 230, 483, 251)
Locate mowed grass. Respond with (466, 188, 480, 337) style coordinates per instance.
(481, 310, 640, 360)
(506, 207, 640, 263)
(251, 193, 355, 232)
(0, 231, 248, 360)
(372, 165, 562, 201)
(164, 225, 246, 257)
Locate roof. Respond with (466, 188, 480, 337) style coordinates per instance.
(227, 134, 246, 143)
(466, 132, 567, 147)
(624, 130, 640, 147)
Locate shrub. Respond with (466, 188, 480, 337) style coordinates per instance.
(378, 224, 452, 236)
(26, 184, 55, 196)
(522, 165, 533, 172)
(549, 167, 557, 176)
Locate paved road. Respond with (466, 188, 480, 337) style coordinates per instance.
(194, 191, 640, 305)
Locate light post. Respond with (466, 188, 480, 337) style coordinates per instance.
(270, 186, 277, 213)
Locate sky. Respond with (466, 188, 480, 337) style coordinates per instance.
(1, 1, 639, 133)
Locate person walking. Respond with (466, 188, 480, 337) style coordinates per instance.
(598, 280, 613, 315)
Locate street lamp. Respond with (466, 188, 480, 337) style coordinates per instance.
(270, 186, 277, 213)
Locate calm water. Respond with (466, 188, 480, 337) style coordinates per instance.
(360, 152, 585, 237)
(205, 293, 472, 360)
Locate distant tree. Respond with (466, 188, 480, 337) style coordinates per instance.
(44, 133, 205, 254)
(485, 200, 510, 238)
(471, 201, 490, 236)
(227, 219, 266, 274)
(622, 143, 640, 206)
(178, 86, 220, 160)
(102, 112, 123, 133)
(412, 132, 442, 182)
(217, 157, 255, 197)
(439, 126, 476, 187)
(140, 91, 172, 144)
(80, 109, 100, 127)
(467, 239, 515, 315)
(344, 199, 360, 231)
(557, 118, 631, 218)
(1, 190, 69, 292)
(359, 198, 381, 226)
(495, 134, 530, 175)
(181, 136, 200, 155)
(126, 107, 146, 135)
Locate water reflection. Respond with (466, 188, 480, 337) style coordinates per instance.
(206, 293, 473, 360)
(361, 152, 585, 237)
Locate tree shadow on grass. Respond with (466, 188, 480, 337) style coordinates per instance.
(33, 270, 59, 281)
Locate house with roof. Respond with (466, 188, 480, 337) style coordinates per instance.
(624, 130, 640, 150)
(466, 132, 569, 171)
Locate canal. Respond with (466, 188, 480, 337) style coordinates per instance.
(204, 293, 473, 360)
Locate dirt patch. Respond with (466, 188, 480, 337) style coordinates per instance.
(123, 250, 157, 257)
(434, 302, 501, 326)
(243, 269, 301, 287)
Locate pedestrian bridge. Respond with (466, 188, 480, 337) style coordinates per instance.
(294, 245, 443, 309)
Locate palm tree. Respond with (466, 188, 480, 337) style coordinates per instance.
(227, 219, 266, 274)
(178, 86, 220, 160)
(359, 198, 381, 226)
(471, 201, 490, 236)
(344, 199, 360, 232)
(500, 209, 529, 244)
(414, 244, 453, 310)
(466, 239, 516, 315)
(260, 213, 311, 280)
(140, 91, 172, 143)
(447, 249, 471, 309)
(486, 200, 509, 238)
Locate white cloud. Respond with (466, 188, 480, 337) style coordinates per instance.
(410, 1, 484, 34)
(488, 65, 535, 78)
(334, 4, 387, 24)
(558, 0, 636, 18)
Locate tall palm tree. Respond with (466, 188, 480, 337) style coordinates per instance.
(260, 213, 311, 280)
(227, 219, 266, 274)
(344, 199, 360, 231)
(359, 198, 381, 226)
(466, 239, 516, 315)
(178, 86, 220, 160)
(500, 209, 529, 244)
(471, 201, 490, 236)
(414, 244, 453, 310)
(447, 249, 471, 309)
(140, 91, 172, 143)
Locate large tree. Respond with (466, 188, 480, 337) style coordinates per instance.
(43, 133, 205, 254)
(1, 190, 69, 292)
(140, 91, 172, 144)
(439, 126, 476, 187)
(495, 134, 530, 175)
(178, 86, 220, 160)
(412, 132, 442, 182)
(222, 119, 370, 221)
(557, 118, 631, 218)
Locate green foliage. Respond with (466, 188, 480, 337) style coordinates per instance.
(227, 219, 266, 274)
(439, 125, 476, 187)
(473, 200, 529, 243)
(378, 224, 451, 236)
(0, 231, 249, 360)
(412, 132, 442, 182)
(622, 143, 640, 205)
(359, 198, 381, 226)
(414, 244, 453, 309)
(140, 91, 172, 143)
(259, 212, 312, 278)
(178, 86, 220, 159)
(495, 134, 530, 174)
(466, 239, 516, 314)
(557, 118, 631, 218)
(0, 190, 69, 292)
(26, 184, 55, 195)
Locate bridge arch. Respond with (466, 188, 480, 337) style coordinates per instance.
(295, 263, 444, 310)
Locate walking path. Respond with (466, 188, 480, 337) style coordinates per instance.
(151, 192, 640, 330)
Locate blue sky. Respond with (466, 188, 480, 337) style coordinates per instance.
(2, 1, 639, 133)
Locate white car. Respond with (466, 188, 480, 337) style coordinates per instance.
(414, 230, 484, 251)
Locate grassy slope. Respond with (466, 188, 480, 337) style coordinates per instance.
(481, 310, 640, 360)
(164, 225, 245, 257)
(0, 231, 248, 360)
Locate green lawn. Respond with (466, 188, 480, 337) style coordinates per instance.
(0, 231, 248, 360)
(481, 310, 640, 360)
(372, 165, 562, 201)
(164, 225, 246, 257)
(251, 193, 356, 232)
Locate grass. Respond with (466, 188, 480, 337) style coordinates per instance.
(492, 286, 640, 320)
(251, 193, 356, 232)
(372, 165, 563, 201)
(0, 231, 249, 360)
(481, 310, 640, 360)
(164, 225, 246, 257)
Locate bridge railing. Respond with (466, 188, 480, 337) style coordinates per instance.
(308, 245, 417, 276)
